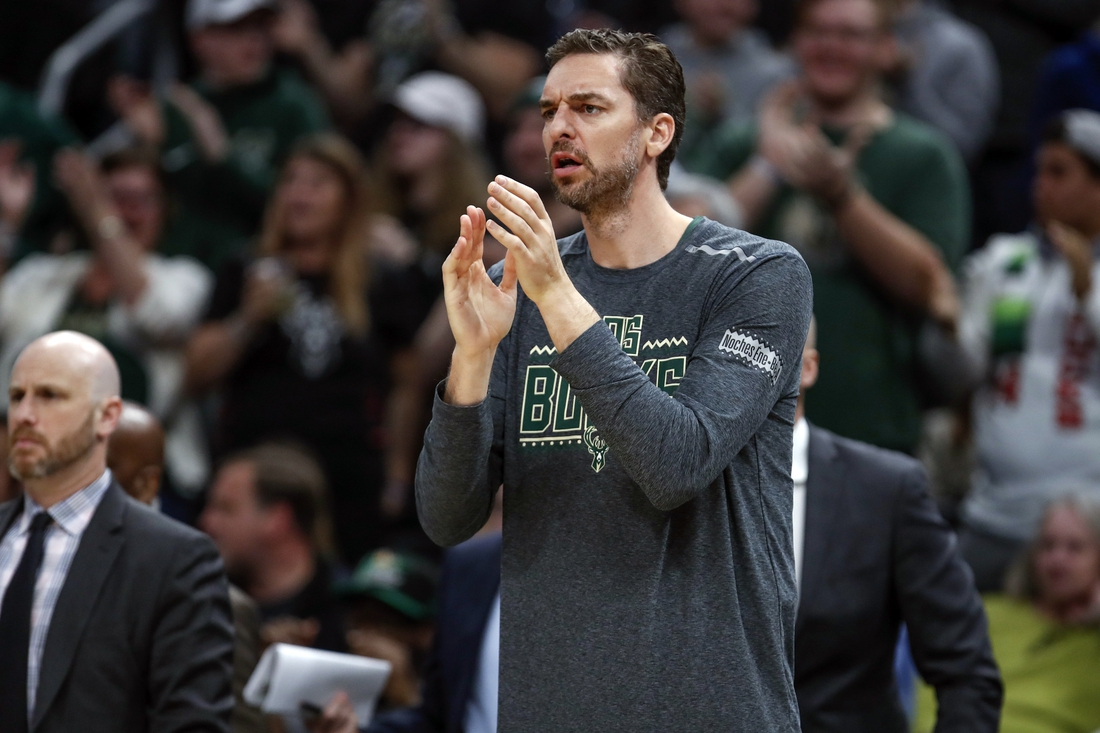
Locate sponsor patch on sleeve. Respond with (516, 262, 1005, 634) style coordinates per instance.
(718, 329, 783, 385)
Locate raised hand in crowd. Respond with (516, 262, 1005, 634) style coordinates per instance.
(108, 76, 165, 147)
(168, 83, 230, 163)
(1048, 221, 1094, 303)
(272, 0, 374, 127)
(0, 140, 36, 233)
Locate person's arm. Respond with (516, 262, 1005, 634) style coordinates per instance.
(148, 533, 235, 732)
(52, 149, 150, 305)
(184, 263, 284, 394)
(273, 0, 375, 127)
(549, 252, 811, 510)
(893, 462, 1003, 733)
(415, 207, 516, 547)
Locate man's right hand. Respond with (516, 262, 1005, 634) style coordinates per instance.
(442, 205, 517, 405)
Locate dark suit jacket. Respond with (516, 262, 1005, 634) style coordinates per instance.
(367, 532, 502, 733)
(795, 425, 1002, 733)
(0, 482, 234, 733)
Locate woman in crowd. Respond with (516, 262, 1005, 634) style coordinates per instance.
(0, 146, 212, 501)
(917, 494, 1100, 732)
(186, 132, 419, 564)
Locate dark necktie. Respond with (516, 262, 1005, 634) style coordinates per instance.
(0, 511, 54, 733)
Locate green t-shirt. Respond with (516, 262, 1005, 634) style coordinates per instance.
(0, 81, 79, 260)
(683, 114, 969, 452)
(159, 67, 329, 269)
(916, 595, 1100, 733)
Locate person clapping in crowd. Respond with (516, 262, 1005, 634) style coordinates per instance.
(917, 495, 1100, 733)
(685, 0, 969, 455)
(110, 0, 329, 271)
(956, 110, 1100, 591)
(0, 146, 213, 500)
(186, 133, 420, 563)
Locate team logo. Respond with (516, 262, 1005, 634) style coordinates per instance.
(583, 426, 609, 473)
(719, 329, 783, 385)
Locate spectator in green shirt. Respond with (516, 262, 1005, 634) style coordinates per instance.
(682, 0, 969, 453)
(110, 0, 329, 272)
(916, 494, 1100, 733)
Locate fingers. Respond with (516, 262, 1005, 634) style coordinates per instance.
(490, 175, 550, 225)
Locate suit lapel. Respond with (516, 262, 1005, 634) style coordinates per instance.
(32, 484, 128, 730)
(796, 426, 842, 633)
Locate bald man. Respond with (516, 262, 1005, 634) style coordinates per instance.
(0, 331, 234, 733)
(108, 401, 166, 506)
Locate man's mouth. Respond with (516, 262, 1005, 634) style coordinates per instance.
(550, 151, 585, 178)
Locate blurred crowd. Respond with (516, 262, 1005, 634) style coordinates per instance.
(1, 0, 1099, 731)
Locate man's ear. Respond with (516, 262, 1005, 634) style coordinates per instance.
(800, 348, 820, 392)
(97, 397, 123, 440)
(646, 113, 676, 161)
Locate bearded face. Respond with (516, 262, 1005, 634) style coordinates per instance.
(549, 129, 643, 217)
(9, 409, 98, 481)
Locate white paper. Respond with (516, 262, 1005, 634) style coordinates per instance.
(243, 643, 392, 724)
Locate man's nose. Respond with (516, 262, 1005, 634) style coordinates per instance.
(546, 105, 576, 142)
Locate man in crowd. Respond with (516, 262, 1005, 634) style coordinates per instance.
(336, 549, 440, 713)
(106, 400, 165, 506)
(111, 0, 329, 270)
(956, 109, 1100, 591)
(200, 441, 347, 651)
(661, 0, 795, 148)
(418, 28, 812, 732)
(0, 331, 233, 732)
(685, 0, 969, 455)
(793, 320, 1002, 732)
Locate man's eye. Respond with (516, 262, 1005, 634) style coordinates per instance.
(584, 105, 599, 114)
(543, 109, 556, 120)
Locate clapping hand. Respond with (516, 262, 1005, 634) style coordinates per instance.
(483, 175, 565, 305)
(442, 205, 518, 358)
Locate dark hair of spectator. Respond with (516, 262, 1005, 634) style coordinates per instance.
(794, 0, 898, 31)
(1041, 117, 1100, 179)
(100, 146, 167, 190)
(546, 29, 686, 191)
(1004, 493, 1100, 604)
(258, 133, 371, 337)
(224, 441, 335, 555)
(374, 124, 490, 257)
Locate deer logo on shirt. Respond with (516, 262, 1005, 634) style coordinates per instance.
(583, 426, 609, 474)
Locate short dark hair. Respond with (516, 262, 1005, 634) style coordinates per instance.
(546, 29, 686, 190)
(1041, 115, 1100, 179)
(225, 442, 332, 550)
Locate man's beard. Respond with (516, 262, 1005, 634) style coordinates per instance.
(549, 131, 642, 219)
(9, 411, 98, 480)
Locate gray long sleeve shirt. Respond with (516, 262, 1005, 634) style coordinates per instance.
(416, 217, 813, 732)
